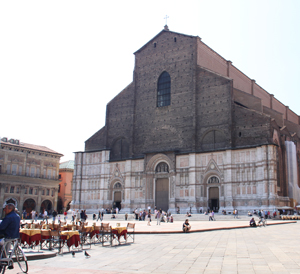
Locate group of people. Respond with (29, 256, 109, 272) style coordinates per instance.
(132, 208, 174, 225)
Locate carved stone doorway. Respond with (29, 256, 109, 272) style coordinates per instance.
(155, 178, 169, 212)
(208, 187, 219, 212)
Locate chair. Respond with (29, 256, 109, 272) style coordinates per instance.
(101, 223, 112, 246)
(80, 226, 92, 248)
(40, 230, 51, 250)
(126, 223, 135, 243)
(49, 230, 64, 253)
(91, 225, 101, 245)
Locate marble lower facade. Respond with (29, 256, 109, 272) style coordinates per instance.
(72, 144, 297, 214)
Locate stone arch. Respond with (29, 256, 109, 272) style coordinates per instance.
(203, 171, 222, 212)
(146, 154, 173, 212)
(146, 153, 174, 173)
(110, 137, 129, 161)
(40, 199, 53, 214)
(23, 198, 37, 215)
(3, 197, 18, 209)
(201, 129, 227, 150)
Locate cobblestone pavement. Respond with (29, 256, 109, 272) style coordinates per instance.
(10, 218, 300, 274)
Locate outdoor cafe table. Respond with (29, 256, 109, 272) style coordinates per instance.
(20, 228, 41, 246)
(111, 226, 127, 241)
(60, 230, 80, 248)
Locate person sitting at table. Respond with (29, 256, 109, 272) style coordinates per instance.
(0, 203, 20, 239)
(249, 217, 256, 227)
(183, 219, 191, 233)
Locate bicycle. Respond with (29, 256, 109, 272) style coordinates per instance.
(0, 238, 28, 274)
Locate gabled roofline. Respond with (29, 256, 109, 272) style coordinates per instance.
(134, 28, 199, 54)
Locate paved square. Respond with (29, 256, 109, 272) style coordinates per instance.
(10, 221, 300, 274)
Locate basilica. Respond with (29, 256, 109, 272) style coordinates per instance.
(72, 26, 300, 214)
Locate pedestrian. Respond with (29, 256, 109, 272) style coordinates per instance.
(211, 210, 215, 221)
(156, 210, 161, 225)
(209, 211, 213, 221)
(147, 210, 151, 226)
(63, 211, 67, 221)
(31, 210, 36, 222)
(97, 210, 101, 222)
(43, 210, 48, 222)
(52, 210, 57, 222)
(72, 209, 76, 222)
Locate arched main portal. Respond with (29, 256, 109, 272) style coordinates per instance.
(40, 200, 53, 214)
(23, 198, 36, 213)
(155, 162, 169, 212)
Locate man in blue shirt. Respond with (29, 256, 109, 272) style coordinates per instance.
(0, 203, 20, 239)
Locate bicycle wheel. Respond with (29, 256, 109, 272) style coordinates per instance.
(15, 246, 28, 273)
(0, 247, 7, 274)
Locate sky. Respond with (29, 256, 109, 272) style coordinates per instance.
(1, 0, 300, 162)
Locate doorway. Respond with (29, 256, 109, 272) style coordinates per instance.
(208, 187, 219, 212)
(114, 191, 122, 211)
(155, 178, 169, 212)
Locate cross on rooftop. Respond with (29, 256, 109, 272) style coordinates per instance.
(164, 15, 169, 25)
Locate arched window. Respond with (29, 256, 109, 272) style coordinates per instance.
(157, 71, 171, 107)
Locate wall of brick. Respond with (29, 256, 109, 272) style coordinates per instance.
(133, 30, 198, 156)
(195, 67, 232, 151)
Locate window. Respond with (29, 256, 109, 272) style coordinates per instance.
(12, 164, 17, 175)
(46, 189, 50, 196)
(59, 174, 62, 180)
(29, 188, 33, 194)
(53, 170, 56, 179)
(26, 167, 29, 176)
(36, 168, 40, 177)
(43, 169, 46, 178)
(16, 187, 20, 194)
(10, 186, 14, 193)
(58, 184, 61, 193)
(24, 188, 27, 194)
(47, 170, 51, 179)
(42, 190, 45, 195)
(34, 189, 37, 195)
(5, 186, 8, 193)
(30, 167, 35, 177)
(157, 71, 171, 107)
(19, 166, 22, 175)
(6, 165, 10, 174)
(51, 190, 54, 197)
